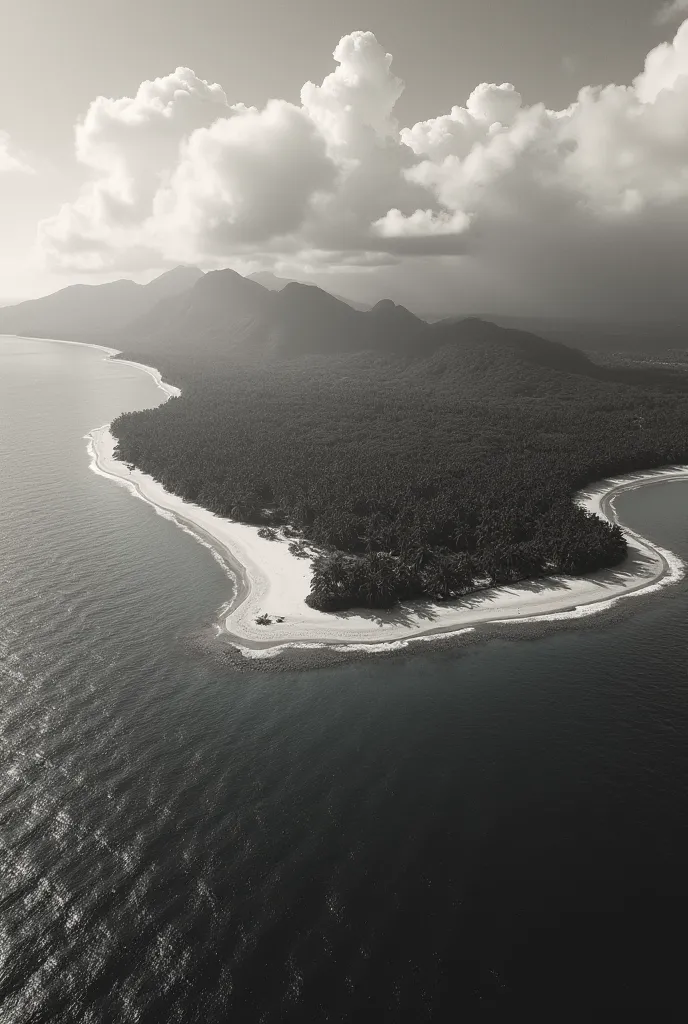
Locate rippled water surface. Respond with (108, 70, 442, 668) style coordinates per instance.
(1, 336, 688, 1017)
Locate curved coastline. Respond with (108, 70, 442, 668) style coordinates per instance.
(90, 423, 688, 658)
(0, 332, 183, 402)
(6, 334, 687, 657)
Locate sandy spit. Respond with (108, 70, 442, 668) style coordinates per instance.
(8, 334, 686, 659)
(90, 352, 688, 658)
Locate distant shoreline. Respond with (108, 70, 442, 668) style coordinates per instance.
(0, 332, 181, 401)
(5, 333, 686, 659)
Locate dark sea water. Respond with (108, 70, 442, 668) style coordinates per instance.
(2, 336, 688, 1018)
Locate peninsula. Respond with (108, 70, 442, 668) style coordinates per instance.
(90, 416, 687, 655)
(4, 266, 688, 656)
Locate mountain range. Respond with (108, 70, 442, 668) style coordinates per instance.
(7, 263, 680, 399)
(0, 263, 603, 381)
(0, 266, 371, 344)
(247, 271, 371, 311)
(0, 266, 204, 340)
(6, 252, 688, 620)
(116, 269, 606, 380)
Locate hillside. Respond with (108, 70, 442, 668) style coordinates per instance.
(114, 269, 609, 383)
(459, 313, 688, 356)
(118, 269, 272, 367)
(248, 270, 371, 311)
(108, 275, 688, 612)
(247, 271, 290, 291)
(0, 266, 203, 340)
(114, 270, 688, 399)
(7, 262, 686, 613)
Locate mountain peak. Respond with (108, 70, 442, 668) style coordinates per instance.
(184, 267, 273, 320)
(370, 298, 422, 322)
(247, 270, 292, 292)
(196, 268, 270, 298)
(366, 299, 425, 349)
(278, 281, 352, 306)
(145, 265, 204, 299)
(154, 264, 203, 281)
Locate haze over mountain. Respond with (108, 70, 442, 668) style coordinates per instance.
(110, 270, 425, 367)
(247, 271, 291, 292)
(110, 256, 688, 620)
(1, 260, 664, 382)
(463, 314, 688, 356)
(108, 267, 537, 371)
(105, 266, 625, 388)
(4, 261, 684, 359)
(248, 271, 371, 312)
(0, 266, 204, 340)
(0, 265, 381, 346)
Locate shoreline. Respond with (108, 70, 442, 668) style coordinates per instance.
(0, 332, 182, 401)
(6, 334, 687, 658)
(91, 424, 688, 659)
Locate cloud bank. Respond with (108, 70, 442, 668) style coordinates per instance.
(39, 22, 688, 318)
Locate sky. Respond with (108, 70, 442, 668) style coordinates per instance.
(1, 0, 688, 319)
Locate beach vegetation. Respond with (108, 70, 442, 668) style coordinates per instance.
(111, 294, 688, 612)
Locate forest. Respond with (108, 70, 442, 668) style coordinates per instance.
(111, 301, 688, 612)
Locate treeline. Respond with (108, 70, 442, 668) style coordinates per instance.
(111, 328, 688, 612)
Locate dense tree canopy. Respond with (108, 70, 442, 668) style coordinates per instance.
(111, 316, 688, 612)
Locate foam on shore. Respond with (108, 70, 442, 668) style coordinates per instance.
(12, 335, 687, 656)
(88, 428, 688, 655)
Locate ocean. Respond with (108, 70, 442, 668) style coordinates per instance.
(1, 335, 688, 1017)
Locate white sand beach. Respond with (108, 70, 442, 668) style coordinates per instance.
(11, 335, 686, 657)
(87, 404, 688, 656)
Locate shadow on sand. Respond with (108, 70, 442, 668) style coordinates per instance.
(325, 544, 659, 630)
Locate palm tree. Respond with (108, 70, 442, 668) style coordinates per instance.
(423, 556, 457, 600)
(359, 552, 401, 608)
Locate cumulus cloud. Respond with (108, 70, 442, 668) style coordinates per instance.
(40, 33, 412, 269)
(372, 208, 471, 254)
(151, 100, 337, 257)
(301, 31, 404, 147)
(40, 67, 230, 267)
(38, 21, 688, 318)
(0, 130, 32, 173)
(401, 84, 523, 161)
(383, 19, 688, 316)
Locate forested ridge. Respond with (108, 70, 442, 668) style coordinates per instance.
(109, 275, 688, 612)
